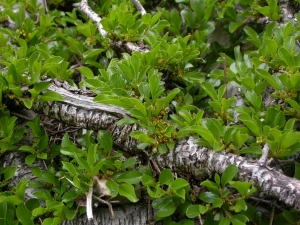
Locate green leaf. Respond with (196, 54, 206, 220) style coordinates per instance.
(138, 82, 150, 99)
(62, 191, 79, 202)
(219, 217, 231, 225)
(244, 27, 260, 48)
(159, 169, 174, 185)
(33, 82, 51, 93)
(230, 181, 250, 195)
(62, 162, 77, 176)
(60, 133, 84, 156)
(186, 205, 208, 218)
(25, 154, 36, 165)
(83, 48, 105, 59)
(156, 204, 177, 218)
(171, 178, 189, 190)
(38, 92, 64, 102)
(181, 8, 196, 29)
(121, 157, 136, 170)
(16, 178, 29, 201)
(233, 131, 249, 149)
(87, 144, 97, 168)
(281, 132, 300, 149)
(286, 98, 300, 112)
(106, 180, 119, 198)
(200, 180, 219, 193)
(116, 171, 142, 184)
(278, 47, 294, 69)
(201, 81, 218, 101)
(117, 118, 137, 126)
(0, 202, 17, 225)
(74, 154, 90, 172)
(38, 171, 60, 186)
(221, 165, 238, 187)
(77, 66, 94, 79)
(130, 131, 155, 144)
(212, 198, 223, 208)
(232, 214, 249, 225)
(33, 190, 52, 201)
(283, 210, 299, 224)
(118, 183, 139, 202)
(294, 162, 300, 180)
(42, 217, 64, 225)
(199, 192, 218, 203)
(16, 203, 33, 225)
(149, 74, 160, 100)
(4, 165, 17, 181)
(97, 130, 113, 153)
(238, 113, 261, 137)
(190, 0, 205, 22)
(239, 146, 262, 154)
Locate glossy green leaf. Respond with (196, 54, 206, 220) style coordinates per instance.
(221, 165, 238, 187)
(97, 130, 113, 153)
(87, 144, 97, 168)
(106, 180, 119, 198)
(159, 169, 174, 185)
(16, 178, 29, 201)
(38, 92, 64, 102)
(116, 170, 142, 184)
(16, 203, 33, 225)
(201, 81, 218, 101)
(199, 192, 218, 203)
(118, 183, 139, 202)
(77, 66, 94, 79)
(156, 204, 176, 218)
(238, 113, 261, 137)
(186, 205, 208, 218)
(244, 27, 260, 48)
(171, 178, 189, 190)
(212, 198, 223, 208)
(83, 48, 105, 59)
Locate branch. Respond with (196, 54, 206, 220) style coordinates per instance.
(27, 82, 300, 210)
(73, 0, 107, 37)
(279, 0, 299, 22)
(131, 0, 147, 15)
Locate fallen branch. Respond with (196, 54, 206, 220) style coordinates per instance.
(24, 81, 300, 210)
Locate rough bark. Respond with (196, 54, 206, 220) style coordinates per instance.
(62, 202, 162, 225)
(23, 81, 300, 210)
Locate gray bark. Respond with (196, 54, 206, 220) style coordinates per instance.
(62, 203, 161, 225)
(26, 80, 300, 210)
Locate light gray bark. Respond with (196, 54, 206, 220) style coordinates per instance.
(62, 203, 162, 225)
(27, 81, 300, 210)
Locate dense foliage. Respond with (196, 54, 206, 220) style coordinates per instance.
(0, 0, 300, 224)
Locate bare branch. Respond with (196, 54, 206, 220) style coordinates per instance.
(258, 143, 270, 165)
(86, 186, 94, 220)
(28, 82, 300, 210)
(131, 0, 147, 15)
(73, 0, 107, 37)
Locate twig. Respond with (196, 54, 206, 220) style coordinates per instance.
(258, 143, 270, 165)
(93, 195, 118, 225)
(131, 0, 147, 15)
(73, 0, 107, 37)
(269, 200, 276, 225)
(198, 214, 204, 225)
(223, 57, 228, 99)
(86, 186, 94, 220)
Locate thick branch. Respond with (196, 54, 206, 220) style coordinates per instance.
(152, 137, 300, 210)
(27, 83, 300, 210)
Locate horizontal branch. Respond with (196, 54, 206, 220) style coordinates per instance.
(23, 82, 300, 210)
